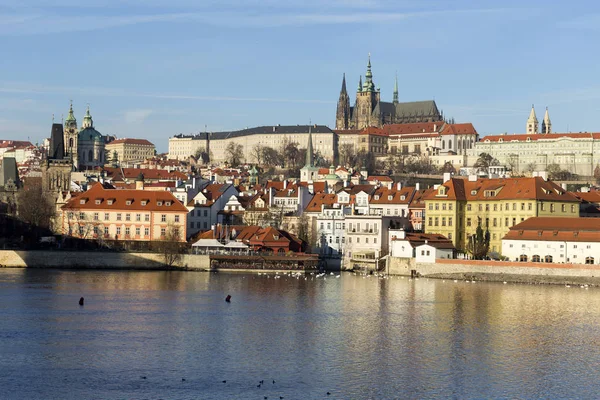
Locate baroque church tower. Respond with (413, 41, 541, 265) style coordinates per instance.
(355, 54, 381, 129)
(63, 101, 79, 163)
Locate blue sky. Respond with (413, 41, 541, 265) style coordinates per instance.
(1, 0, 600, 151)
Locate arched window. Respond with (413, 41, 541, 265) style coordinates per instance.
(277, 248, 285, 254)
(458, 140, 462, 150)
(519, 254, 528, 262)
(69, 138, 73, 149)
(448, 140, 453, 149)
(544, 255, 553, 263)
(81, 152, 85, 162)
(585, 257, 594, 264)
(532, 255, 540, 262)
(89, 150, 93, 162)
(442, 140, 445, 150)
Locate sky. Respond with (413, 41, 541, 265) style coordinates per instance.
(1, 0, 600, 152)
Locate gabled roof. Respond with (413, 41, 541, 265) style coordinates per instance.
(103, 167, 186, 182)
(370, 186, 415, 205)
(409, 187, 435, 208)
(392, 232, 455, 249)
(367, 175, 393, 183)
(440, 123, 477, 136)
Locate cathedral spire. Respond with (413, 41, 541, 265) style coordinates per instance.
(363, 53, 375, 92)
(305, 124, 314, 168)
(526, 104, 538, 134)
(542, 106, 551, 134)
(393, 72, 399, 104)
(340, 73, 347, 96)
(357, 75, 362, 92)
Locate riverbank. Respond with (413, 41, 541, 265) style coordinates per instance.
(388, 257, 600, 286)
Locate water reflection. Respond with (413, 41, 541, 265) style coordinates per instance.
(0, 269, 599, 399)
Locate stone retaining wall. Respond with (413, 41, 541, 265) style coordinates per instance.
(388, 257, 600, 281)
(0, 250, 210, 270)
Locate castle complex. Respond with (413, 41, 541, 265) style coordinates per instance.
(335, 55, 443, 130)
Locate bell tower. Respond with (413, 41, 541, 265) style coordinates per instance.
(63, 101, 79, 167)
(355, 54, 380, 129)
(335, 73, 351, 130)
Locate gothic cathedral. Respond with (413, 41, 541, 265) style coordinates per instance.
(336, 55, 443, 130)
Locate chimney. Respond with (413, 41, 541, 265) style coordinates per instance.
(443, 172, 451, 183)
(416, 182, 420, 191)
(283, 180, 288, 189)
(397, 182, 402, 190)
(399, 229, 406, 240)
(468, 174, 477, 182)
(561, 183, 567, 190)
(433, 123, 437, 131)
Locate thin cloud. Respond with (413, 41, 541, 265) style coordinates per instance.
(0, 82, 334, 104)
(0, 7, 511, 35)
(123, 109, 154, 124)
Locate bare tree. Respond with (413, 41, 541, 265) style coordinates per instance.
(262, 146, 282, 167)
(194, 147, 211, 165)
(250, 144, 263, 165)
(17, 179, 55, 232)
(225, 142, 244, 167)
(158, 224, 184, 267)
(339, 143, 356, 167)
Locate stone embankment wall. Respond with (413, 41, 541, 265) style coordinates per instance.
(0, 250, 210, 271)
(388, 257, 600, 284)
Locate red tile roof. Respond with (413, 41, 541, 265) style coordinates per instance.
(381, 122, 442, 136)
(107, 138, 155, 146)
(367, 175, 393, 182)
(425, 177, 579, 202)
(503, 217, 600, 242)
(391, 232, 455, 249)
(61, 183, 187, 212)
(440, 123, 477, 136)
(480, 132, 600, 143)
(370, 186, 416, 205)
(104, 167, 186, 182)
(304, 193, 338, 212)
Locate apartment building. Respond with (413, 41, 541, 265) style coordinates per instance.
(61, 183, 187, 241)
(424, 176, 580, 253)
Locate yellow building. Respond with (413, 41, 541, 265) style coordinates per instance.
(106, 138, 155, 164)
(424, 176, 580, 254)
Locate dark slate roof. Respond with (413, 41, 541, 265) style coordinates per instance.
(175, 125, 334, 141)
(395, 100, 440, 118)
(0, 157, 19, 187)
(49, 123, 65, 160)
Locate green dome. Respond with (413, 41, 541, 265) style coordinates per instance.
(78, 127, 103, 142)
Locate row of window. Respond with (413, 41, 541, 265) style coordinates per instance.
(428, 202, 576, 213)
(74, 212, 179, 223)
(347, 237, 377, 244)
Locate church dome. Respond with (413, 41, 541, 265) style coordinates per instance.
(78, 127, 103, 142)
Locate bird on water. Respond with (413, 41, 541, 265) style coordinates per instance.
(79, 297, 84, 306)
(225, 295, 231, 303)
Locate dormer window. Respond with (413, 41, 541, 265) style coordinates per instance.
(273, 235, 279, 240)
(141, 200, 148, 206)
(400, 195, 406, 201)
(126, 199, 133, 206)
(374, 195, 380, 200)
(388, 195, 393, 201)
(438, 187, 446, 196)
(95, 198, 103, 205)
(80, 198, 88, 205)
(165, 201, 172, 206)
(107, 199, 114, 205)
(470, 190, 477, 195)
(157, 201, 163, 206)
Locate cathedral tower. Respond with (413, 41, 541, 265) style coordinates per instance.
(335, 74, 351, 130)
(355, 54, 380, 129)
(542, 107, 551, 134)
(393, 73, 399, 104)
(526, 105, 538, 134)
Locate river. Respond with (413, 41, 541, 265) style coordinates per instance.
(0, 269, 599, 399)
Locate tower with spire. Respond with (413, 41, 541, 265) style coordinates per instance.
(542, 107, 551, 134)
(354, 53, 381, 129)
(393, 73, 399, 104)
(82, 104, 94, 129)
(526, 105, 539, 134)
(335, 73, 351, 130)
(63, 101, 79, 163)
(300, 125, 319, 182)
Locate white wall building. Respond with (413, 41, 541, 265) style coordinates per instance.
(502, 217, 600, 264)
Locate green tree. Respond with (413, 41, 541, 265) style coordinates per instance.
(466, 225, 490, 260)
(474, 152, 499, 175)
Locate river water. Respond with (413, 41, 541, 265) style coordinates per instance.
(0, 269, 599, 400)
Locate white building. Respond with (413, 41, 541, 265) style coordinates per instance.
(186, 183, 238, 236)
(344, 213, 396, 270)
(502, 217, 600, 264)
(168, 125, 337, 164)
(389, 229, 455, 262)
